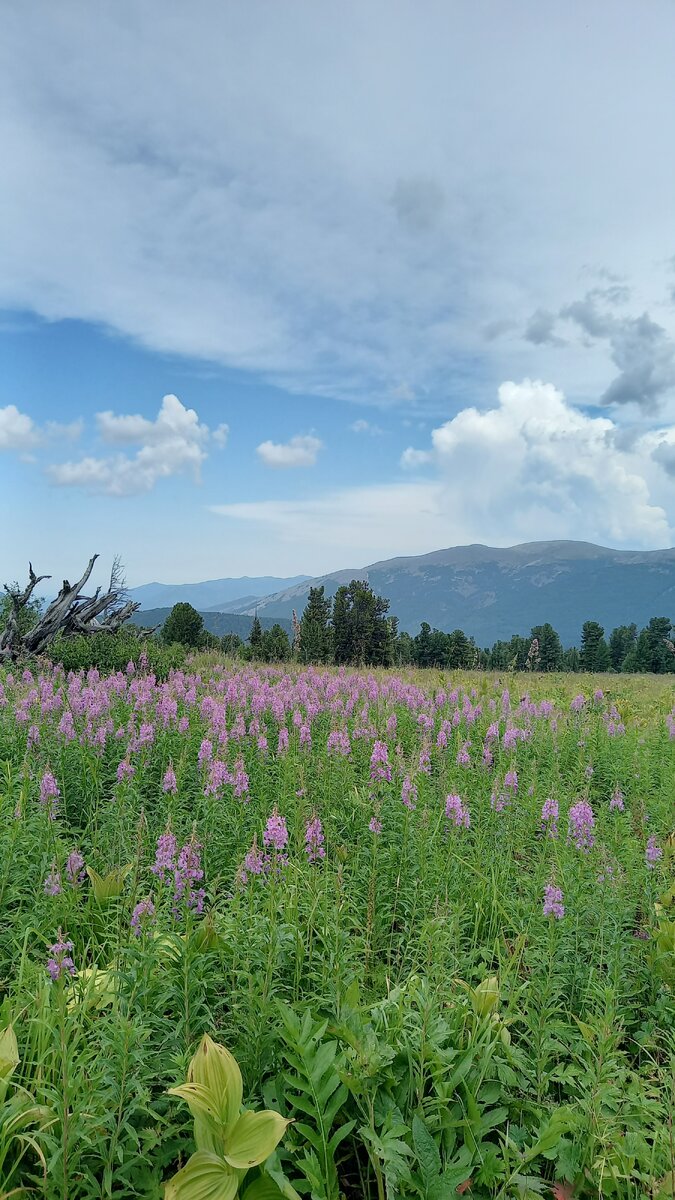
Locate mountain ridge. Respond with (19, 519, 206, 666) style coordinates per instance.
(228, 540, 675, 645)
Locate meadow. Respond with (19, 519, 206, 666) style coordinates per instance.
(0, 658, 673, 1199)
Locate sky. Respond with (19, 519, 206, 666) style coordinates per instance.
(2, 0, 675, 588)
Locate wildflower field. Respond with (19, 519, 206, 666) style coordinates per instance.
(0, 660, 674, 1199)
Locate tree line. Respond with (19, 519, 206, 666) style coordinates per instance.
(159, 584, 675, 674)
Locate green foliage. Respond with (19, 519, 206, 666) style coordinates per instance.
(0, 662, 674, 1196)
(332, 580, 393, 667)
(298, 588, 332, 665)
(0, 587, 43, 637)
(47, 628, 186, 676)
(163, 602, 207, 649)
(580, 621, 611, 672)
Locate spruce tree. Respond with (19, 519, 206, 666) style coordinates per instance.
(298, 586, 332, 663)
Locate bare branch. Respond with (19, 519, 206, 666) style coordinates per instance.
(0, 555, 140, 662)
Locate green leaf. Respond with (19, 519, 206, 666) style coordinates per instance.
(189, 1036, 243, 1137)
(224, 1110, 291, 1169)
(164, 1151, 239, 1200)
(86, 863, 133, 903)
(412, 1115, 441, 1190)
(471, 975, 500, 1018)
(0, 1025, 19, 1082)
(167, 1083, 223, 1134)
(242, 1179, 289, 1200)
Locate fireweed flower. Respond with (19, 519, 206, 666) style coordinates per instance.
(263, 809, 289, 852)
(567, 800, 595, 852)
(238, 837, 265, 885)
(305, 816, 325, 863)
(609, 787, 625, 812)
(327, 730, 351, 757)
(418, 743, 431, 775)
(370, 741, 392, 783)
(44, 864, 63, 896)
(504, 770, 518, 792)
(456, 742, 471, 767)
(445, 793, 470, 829)
(116, 760, 135, 783)
(65, 850, 85, 887)
(369, 816, 383, 835)
(543, 882, 564, 919)
(39, 770, 60, 819)
(151, 830, 177, 882)
(197, 738, 213, 767)
(233, 757, 250, 800)
(646, 837, 663, 869)
(131, 898, 156, 936)
(174, 837, 205, 914)
(277, 727, 289, 755)
(46, 931, 76, 981)
(490, 792, 508, 813)
(401, 775, 417, 810)
(570, 694, 586, 713)
(540, 796, 559, 839)
(162, 764, 178, 794)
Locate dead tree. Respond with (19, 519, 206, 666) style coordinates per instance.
(0, 555, 141, 663)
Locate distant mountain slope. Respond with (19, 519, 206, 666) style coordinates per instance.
(129, 575, 309, 611)
(231, 541, 675, 645)
(129, 609, 292, 639)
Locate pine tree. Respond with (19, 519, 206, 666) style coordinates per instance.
(608, 624, 637, 672)
(162, 602, 204, 648)
(331, 580, 390, 666)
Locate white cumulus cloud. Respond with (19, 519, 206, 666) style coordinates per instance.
(48, 394, 220, 496)
(0, 404, 39, 451)
(213, 380, 675, 573)
(256, 434, 322, 468)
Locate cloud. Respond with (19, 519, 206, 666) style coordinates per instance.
(561, 294, 675, 409)
(524, 309, 565, 347)
(391, 176, 445, 234)
(0, 404, 39, 451)
(400, 446, 432, 469)
(350, 419, 384, 436)
(48, 394, 216, 495)
(3, 5, 674, 406)
(0, 405, 82, 452)
(213, 423, 229, 447)
(256, 434, 322, 468)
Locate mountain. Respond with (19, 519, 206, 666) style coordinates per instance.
(129, 609, 293, 639)
(229, 541, 675, 646)
(129, 575, 310, 612)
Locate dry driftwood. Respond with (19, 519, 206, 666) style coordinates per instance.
(0, 554, 140, 662)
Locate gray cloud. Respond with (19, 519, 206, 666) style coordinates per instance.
(561, 294, 675, 409)
(524, 308, 565, 346)
(391, 177, 445, 234)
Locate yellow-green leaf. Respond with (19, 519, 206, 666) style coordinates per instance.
(86, 863, 133, 903)
(0, 1025, 19, 1081)
(164, 1151, 238, 1200)
(189, 1036, 243, 1137)
(168, 1083, 223, 1134)
(66, 966, 116, 1013)
(471, 975, 500, 1018)
(224, 1110, 291, 1170)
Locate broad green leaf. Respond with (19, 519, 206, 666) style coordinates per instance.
(224, 1110, 291, 1169)
(66, 966, 116, 1013)
(189, 1036, 243, 1137)
(241, 1179, 288, 1200)
(0, 1025, 19, 1081)
(164, 1151, 238, 1200)
(471, 975, 500, 1017)
(168, 1083, 223, 1133)
(86, 863, 133, 903)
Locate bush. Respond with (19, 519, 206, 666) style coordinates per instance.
(47, 629, 186, 677)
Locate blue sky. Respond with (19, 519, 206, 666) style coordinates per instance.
(2, 2, 675, 587)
